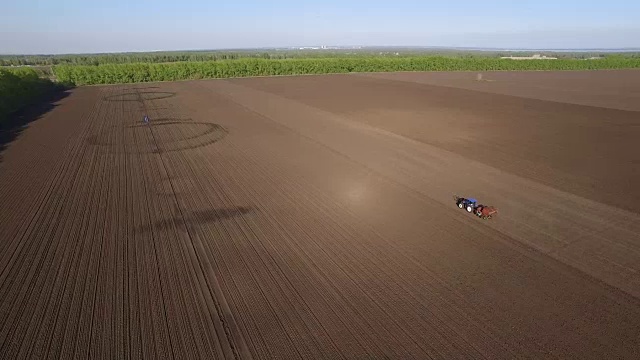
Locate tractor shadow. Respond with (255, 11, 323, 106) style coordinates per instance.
(0, 89, 71, 163)
(137, 206, 254, 234)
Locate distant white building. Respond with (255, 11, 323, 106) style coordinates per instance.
(500, 54, 557, 60)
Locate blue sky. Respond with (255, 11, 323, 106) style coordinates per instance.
(1, 0, 639, 54)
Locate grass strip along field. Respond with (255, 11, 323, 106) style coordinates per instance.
(0, 68, 60, 124)
(54, 56, 640, 85)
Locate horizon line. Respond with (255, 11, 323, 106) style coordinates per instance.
(2, 45, 640, 57)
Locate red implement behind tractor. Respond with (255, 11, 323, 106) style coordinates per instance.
(475, 205, 497, 219)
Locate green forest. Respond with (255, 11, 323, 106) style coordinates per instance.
(53, 56, 640, 86)
(2, 49, 637, 66)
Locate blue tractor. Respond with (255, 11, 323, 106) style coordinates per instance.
(455, 196, 477, 213)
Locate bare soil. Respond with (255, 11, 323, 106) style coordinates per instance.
(1, 71, 639, 359)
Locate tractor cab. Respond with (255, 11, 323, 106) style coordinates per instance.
(456, 197, 477, 213)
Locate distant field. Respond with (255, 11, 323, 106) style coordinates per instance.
(1, 70, 639, 359)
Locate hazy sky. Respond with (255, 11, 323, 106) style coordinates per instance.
(1, 0, 639, 54)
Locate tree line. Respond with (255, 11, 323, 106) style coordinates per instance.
(53, 56, 640, 86)
(4, 50, 637, 67)
(1, 52, 258, 66)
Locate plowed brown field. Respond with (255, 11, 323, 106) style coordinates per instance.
(1, 70, 639, 359)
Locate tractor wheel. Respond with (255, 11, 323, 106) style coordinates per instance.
(458, 203, 464, 209)
(466, 206, 473, 213)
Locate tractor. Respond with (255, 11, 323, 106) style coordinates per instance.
(454, 195, 497, 219)
(455, 196, 478, 213)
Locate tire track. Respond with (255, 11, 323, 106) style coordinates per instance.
(149, 86, 335, 359)
(134, 87, 249, 359)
